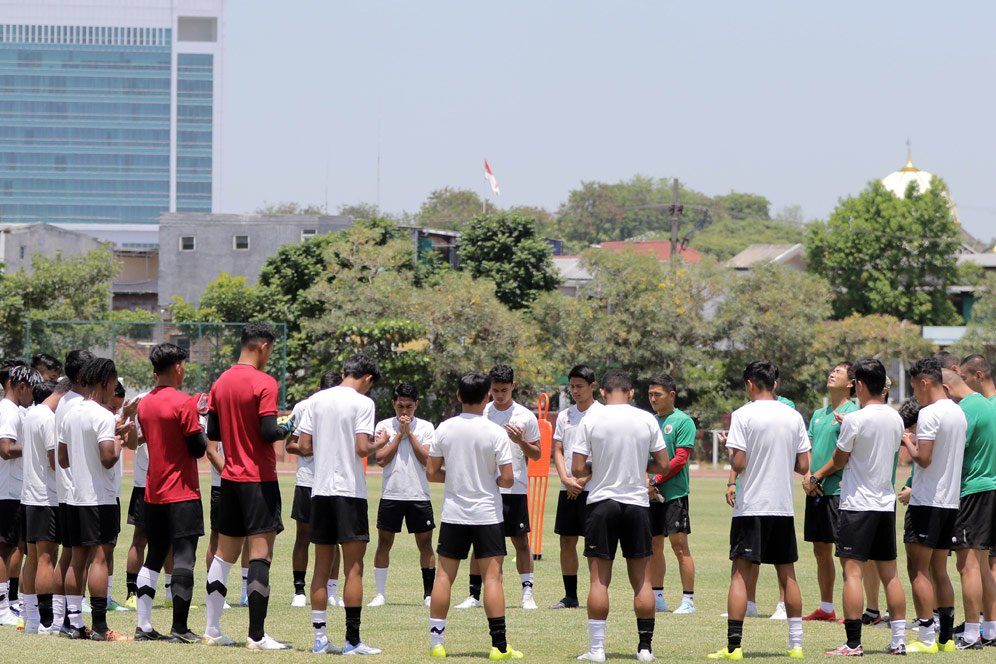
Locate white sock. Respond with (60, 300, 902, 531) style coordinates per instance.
(164, 573, 172, 600)
(67, 594, 84, 628)
(328, 578, 339, 602)
(205, 556, 233, 637)
(891, 619, 906, 647)
(819, 601, 834, 613)
(519, 572, 534, 588)
(312, 609, 327, 640)
(241, 567, 248, 598)
(788, 617, 802, 649)
(374, 567, 388, 597)
(982, 620, 996, 640)
(654, 588, 664, 602)
(683, 592, 694, 603)
(53, 594, 66, 627)
(588, 619, 606, 652)
(0, 581, 8, 611)
(429, 617, 446, 647)
(964, 622, 981, 643)
(136, 567, 159, 632)
(919, 620, 935, 645)
(107, 575, 114, 601)
(23, 593, 38, 626)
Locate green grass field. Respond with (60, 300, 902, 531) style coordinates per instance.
(1, 473, 993, 662)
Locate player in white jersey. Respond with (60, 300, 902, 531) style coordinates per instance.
(426, 370, 520, 660)
(457, 365, 541, 611)
(297, 353, 386, 655)
(902, 357, 967, 653)
(550, 364, 602, 610)
(710, 361, 810, 661)
(369, 382, 437, 608)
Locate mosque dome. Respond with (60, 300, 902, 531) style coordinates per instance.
(880, 147, 960, 224)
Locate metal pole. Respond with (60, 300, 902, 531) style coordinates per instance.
(670, 177, 680, 259)
(712, 430, 720, 468)
(197, 321, 203, 395)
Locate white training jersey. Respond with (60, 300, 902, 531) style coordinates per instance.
(0, 399, 24, 501)
(377, 416, 435, 501)
(484, 401, 540, 496)
(21, 404, 58, 507)
(554, 401, 603, 490)
(836, 404, 904, 512)
(726, 399, 811, 517)
(131, 390, 150, 488)
(430, 413, 512, 525)
(54, 390, 83, 504)
(297, 385, 375, 499)
(911, 398, 967, 509)
(573, 403, 666, 507)
(290, 398, 314, 488)
(62, 399, 118, 506)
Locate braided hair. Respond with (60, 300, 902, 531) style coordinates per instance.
(78, 357, 118, 389)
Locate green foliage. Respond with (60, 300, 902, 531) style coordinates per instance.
(337, 202, 382, 221)
(417, 187, 484, 230)
(457, 212, 560, 310)
(714, 192, 771, 220)
(255, 201, 325, 215)
(690, 217, 805, 261)
(806, 178, 962, 324)
(950, 273, 996, 361)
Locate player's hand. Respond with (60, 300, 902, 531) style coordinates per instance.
(898, 486, 911, 505)
(504, 423, 525, 445)
(116, 417, 135, 437)
(833, 410, 846, 425)
(649, 484, 662, 503)
(564, 476, 584, 498)
(901, 431, 916, 449)
(375, 429, 390, 447)
(725, 483, 736, 508)
(123, 396, 141, 419)
(717, 432, 728, 445)
(398, 416, 411, 433)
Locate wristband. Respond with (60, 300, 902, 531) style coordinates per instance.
(726, 482, 736, 487)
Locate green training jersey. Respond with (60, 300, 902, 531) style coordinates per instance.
(958, 392, 996, 497)
(776, 395, 796, 409)
(656, 408, 696, 501)
(808, 400, 859, 497)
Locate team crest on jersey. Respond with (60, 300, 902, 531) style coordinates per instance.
(663, 424, 673, 435)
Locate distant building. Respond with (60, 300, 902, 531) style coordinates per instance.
(0, 222, 104, 273)
(726, 243, 805, 272)
(553, 240, 703, 297)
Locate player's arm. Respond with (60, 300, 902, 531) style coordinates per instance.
(505, 424, 541, 461)
(186, 432, 208, 458)
(48, 449, 56, 471)
(903, 433, 934, 468)
(297, 432, 313, 457)
(98, 436, 122, 469)
(407, 428, 431, 466)
(205, 439, 224, 473)
(427, 455, 445, 483)
(58, 441, 69, 469)
(0, 436, 20, 460)
(725, 468, 739, 507)
(729, 449, 747, 474)
(647, 447, 670, 475)
(285, 432, 302, 455)
(374, 428, 402, 467)
(794, 451, 810, 476)
(496, 461, 514, 489)
(259, 415, 283, 443)
(206, 411, 222, 441)
(571, 451, 592, 479)
(117, 417, 138, 451)
(354, 432, 378, 458)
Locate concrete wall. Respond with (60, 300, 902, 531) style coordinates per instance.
(0, 223, 105, 274)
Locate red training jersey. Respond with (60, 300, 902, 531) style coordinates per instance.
(137, 385, 203, 504)
(208, 364, 279, 483)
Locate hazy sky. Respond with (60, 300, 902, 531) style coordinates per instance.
(222, 1, 996, 239)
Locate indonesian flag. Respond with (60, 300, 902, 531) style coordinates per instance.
(484, 159, 500, 196)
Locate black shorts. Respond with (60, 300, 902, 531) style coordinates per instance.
(24, 504, 59, 544)
(554, 490, 588, 537)
(804, 495, 839, 544)
(650, 496, 692, 537)
(0, 499, 22, 545)
(291, 485, 312, 523)
(904, 504, 958, 549)
(501, 494, 531, 536)
(584, 500, 652, 560)
(952, 490, 996, 550)
(210, 486, 221, 532)
(836, 509, 897, 561)
(127, 485, 146, 527)
(218, 479, 283, 537)
(436, 522, 506, 560)
(67, 503, 120, 547)
(730, 515, 798, 565)
(144, 499, 205, 543)
(310, 495, 369, 545)
(376, 499, 435, 534)
(58, 503, 72, 546)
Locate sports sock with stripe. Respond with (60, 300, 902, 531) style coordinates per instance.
(136, 567, 158, 632)
(204, 555, 232, 637)
(247, 558, 271, 642)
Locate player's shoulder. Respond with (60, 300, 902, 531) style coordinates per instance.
(413, 417, 435, 433)
(375, 416, 396, 431)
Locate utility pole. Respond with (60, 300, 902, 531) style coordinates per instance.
(668, 177, 683, 260)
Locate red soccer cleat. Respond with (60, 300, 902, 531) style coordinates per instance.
(803, 608, 837, 621)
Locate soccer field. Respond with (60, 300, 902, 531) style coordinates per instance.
(1, 473, 992, 662)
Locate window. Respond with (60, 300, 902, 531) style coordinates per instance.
(177, 17, 217, 42)
(19, 245, 26, 260)
(179, 235, 195, 251)
(233, 235, 249, 251)
(301, 228, 317, 241)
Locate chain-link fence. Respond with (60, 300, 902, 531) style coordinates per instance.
(23, 320, 288, 408)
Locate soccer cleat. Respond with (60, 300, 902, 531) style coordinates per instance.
(291, 594, 307, 608)
(455, 596, 481, 609)
(637, 648, 656, 661)
(429, 643, 447, 658)
(746, 603, 760, 618)
(342, 641, 383, 655)
(936, 640, 955, 653)
(885, 643, 906, 656)
(770, 602, 788, 620)
(954, 637, 982, 651)
(169, 630, 202, 644)
(552, 597, 581, 609)
(707, 647, 744, 660)
(202, 631, 236, 646)
(239, 594, 249, 607)
(825, 644, 862, 656)
(108, 598, 130, 612)
(803, 608, 836, 621)
(246, 634, 292, 651)
(91, 628, 132, 642)
(37, 624, 57, 636)
(424, 596, 432, 608)
(488, 646, 524, 660)
(135, 627, 166, 641)
(674, 599, 696, 615)
(576, 649, 606, 662)
(905, 641, 938, 654)
(0, 609, 20, 626)
(335, 596, 346, 608)
(521, 588, 538, 610)
(125, 594, 138, 610)
(654, 596, 669, 612)
(367, 593, 386, 607)
(223, 601, 232, 609)
(61, 625, 93, 640)
(786, 646, 805, 659)
(313, 635, 343, 654)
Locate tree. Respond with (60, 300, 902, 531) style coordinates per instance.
(806, 178, 962, 324)
(457, 212, 560, 309)
(714, 192, 771, 220)
(688, 216, 806, 261)
(417, 188, 484, 230)
(255, 201, 325, 215)
(950, 273, 996, 361)
(337, 202, 382, 221)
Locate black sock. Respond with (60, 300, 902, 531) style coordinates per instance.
(637, 617, 654, 652)
(864, 607, 880, 616)
(38, 593, 53, 628)
(469, 574, 482, 601)
(345, 606, 362, 646)
(247, 558, 271, 642)
(563, 574, 578, 600)
(293, 570, 306, 596)
(938, 606, 955, 644)
(488, 615, 507, 652)
(421, 567, 435, 598)
(683, 590, 694, 599)
(170, 569, 194, 634)
(727, 619, 744, 651)
(844, 618, 862, 649)
(126, 571, 139, 598)
(8, 578, 18, 602)
(91, 595, 108, 634)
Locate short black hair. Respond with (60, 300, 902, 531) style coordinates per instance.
(33, 380, 56, 404)
(79, 357, 117, 389)
(241, 322, 276, 347)
(909, 357, 942, 385)
(851, 358, 886, 396)
(931, 350, 960, 371)
(489, 364, 514, 385)
(342, 353, 381, 383)
(458, 371, 491, 404)
(898, 398, 921, 429)
(149, 342, 188, 374)
(114, 381, 126, 398)
(55, 377, 72, 394)
(648, 373, 677, 394)
(31, 353, 61, 373)
(393, 382, 419, 401)
(6, 365, 41, 390)
(567, 364, 596, 384)
(319, 370, 342, 390)
(0, 358, 27, 386)
(961, 354, 992, 380)
(743, 360, 778, 392)
(601, 368, 633, 393)
(64, 349, 95, 383)
(837, 360, 856, 397)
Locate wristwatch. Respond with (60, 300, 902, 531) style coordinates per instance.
(809, 474, 822, 487)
